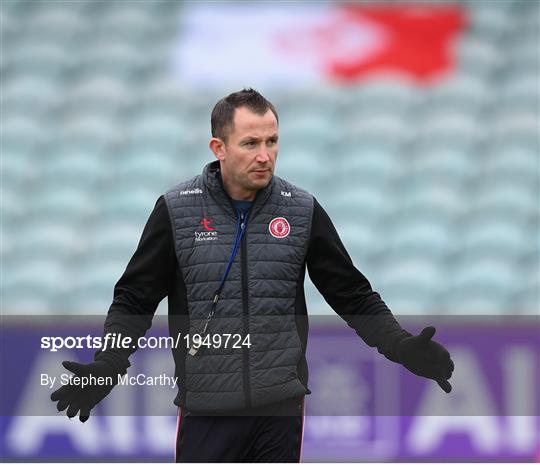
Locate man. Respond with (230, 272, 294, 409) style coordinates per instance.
(51, 88, 454, 462)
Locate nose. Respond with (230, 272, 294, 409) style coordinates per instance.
(255, 144, 271, 163)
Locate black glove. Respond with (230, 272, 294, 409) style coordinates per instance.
(396, 326, 454, 393)
(50, 360, 122, 422)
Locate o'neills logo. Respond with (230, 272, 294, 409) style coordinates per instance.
(269, 217, 290, 238)
(195, 218, 218, 241)
(180, 188, 203, 195)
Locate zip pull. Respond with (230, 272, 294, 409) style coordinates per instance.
(239, 210, 246, 230)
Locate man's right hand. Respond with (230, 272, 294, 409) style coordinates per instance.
(50, 360, 121, 422)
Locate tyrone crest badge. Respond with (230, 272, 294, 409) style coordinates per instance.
(269, 217, 290, 238)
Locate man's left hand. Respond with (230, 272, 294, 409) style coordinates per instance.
(397, 326, 454, 393)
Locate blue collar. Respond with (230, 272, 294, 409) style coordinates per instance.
(232, 199, 253, 213)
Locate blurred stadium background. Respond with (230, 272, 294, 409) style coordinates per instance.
(1, 0, 539, 462)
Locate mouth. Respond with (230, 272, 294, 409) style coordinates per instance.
(252, 169, 270, 176)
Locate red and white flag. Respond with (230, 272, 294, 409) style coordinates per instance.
(173, 4, 466, 86)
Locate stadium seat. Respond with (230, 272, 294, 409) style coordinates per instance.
(427, 73, 492, 112)
(281, 85, 350, 116)
(499, 75, 539, 113)
(24, 5, 88, 45)
(417, 110, 483, 147)
(486, 144, 538, 176)
(138, 75, 200, 116)
(507, 35, 539, 77)
(490, 110, 538, 146)
(345, 113, 412, 146)
(2, 151, 38, 190)
(412, 146, 475, 183)
(394, 179, 466, 221)
(472, 182, 538, 220)
(93, 6, 159, 43)
(443, 256, 520, 314)
(67, 76, 133, 113)
(3, 260, 72, 314)
(2, 74, 61, 115)
(55, 112, 124, 155)
(114, 150, 183, 191)
(98, 187, 158, 223)
(385, 216, 456, 259)
(512, 268, 539, 314)
(375, 257, 447, 314)
(467, 4, 512, 39)
(460, 217, 530, 259)
(13, 222, 86, 260)
(0, 6, 16, 38)
(77, 40, 145, 82)
(326, 186, 393, 222)
(1, 188, 27, 227)
(8, 40, 75, 79)
(279, 112, 341, 150)
(347, 80, 418, 115)
(85, 221, 142, 263)
(457, 36, 503, 77)
(29, 188, 98, 224)
(126, 110, 191, 153)
(276, 148, 331, 193)
(1, 114, 50, 152)
(334, 221, 387, 262)
(40, 151, 109, 191)
(336, 147, 401, 187)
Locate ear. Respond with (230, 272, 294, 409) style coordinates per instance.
(209, 137, 226, 161)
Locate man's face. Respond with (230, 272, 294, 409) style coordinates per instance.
(212, 107, 278, 199)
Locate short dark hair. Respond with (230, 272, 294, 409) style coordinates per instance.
(211, 88, 279, 142)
